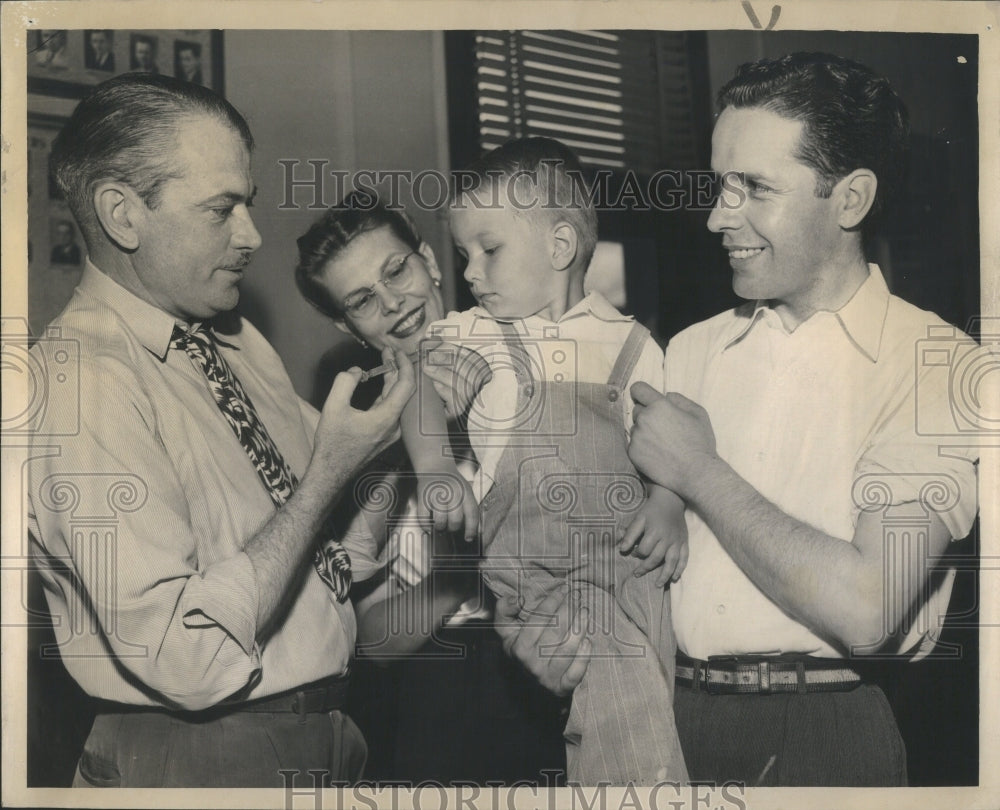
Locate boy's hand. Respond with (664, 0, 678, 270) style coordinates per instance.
(620, 486, 689, 587)
(415, 465, 479, 542)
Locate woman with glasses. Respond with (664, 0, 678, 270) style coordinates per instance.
(296, 193, 447, 361)
(294, 193, 567, 784)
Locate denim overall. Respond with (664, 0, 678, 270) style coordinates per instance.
(480, 322, 687, 785)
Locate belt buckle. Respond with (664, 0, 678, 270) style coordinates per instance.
(757, 659, 771, 693)
(704, 655, 737, 695)
(706, 655, 770, 694)
(291, 689, 308, 723)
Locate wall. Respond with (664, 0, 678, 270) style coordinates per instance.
(705, 31, 977, 140)
(225, 30, 452, 405)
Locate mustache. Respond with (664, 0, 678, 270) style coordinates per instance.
(220, 254, 253, 271)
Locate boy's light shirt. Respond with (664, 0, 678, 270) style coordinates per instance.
(428, 290, 664, 501)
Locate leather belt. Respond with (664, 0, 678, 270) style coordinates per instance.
(676, 653, 863, 695)
(235, 673, 351, 717)
(91, 673, 352, 720)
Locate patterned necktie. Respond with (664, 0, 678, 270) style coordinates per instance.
(171, 325, 352, 601)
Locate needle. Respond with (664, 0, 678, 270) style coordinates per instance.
(359, 350, 422, 382)
(359, 361, 396, 383)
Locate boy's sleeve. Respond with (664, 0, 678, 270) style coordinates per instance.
(427, 310, 474, 345)
(622, 333, 666, 437)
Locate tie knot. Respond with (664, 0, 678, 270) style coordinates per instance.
(171, 324, 211, 353)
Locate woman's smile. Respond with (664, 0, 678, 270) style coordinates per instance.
(388, 303, 428, 340)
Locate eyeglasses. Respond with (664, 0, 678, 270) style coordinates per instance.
(341, 251, 421, 319)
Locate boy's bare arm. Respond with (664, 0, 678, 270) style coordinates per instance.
(399, 359, 479, 540)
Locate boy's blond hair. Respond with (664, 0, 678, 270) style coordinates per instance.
(455, 137, 599, 272)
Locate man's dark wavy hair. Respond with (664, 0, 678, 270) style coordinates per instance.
(718, 52, 909, 226)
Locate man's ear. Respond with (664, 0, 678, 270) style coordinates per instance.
(836, 169, 878, 230)
(550, 220, 578, 272)
(93, 181, 142, 250)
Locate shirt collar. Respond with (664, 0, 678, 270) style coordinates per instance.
(468, 290, 631, 326)
(723, 263, 890, 362)
(78, 260, 185, 361)
(565, 290, 633, 323)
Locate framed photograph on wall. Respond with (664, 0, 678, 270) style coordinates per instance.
(27, 29, 223, 99)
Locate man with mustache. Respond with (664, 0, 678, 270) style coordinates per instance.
(27, 72, 414, 787)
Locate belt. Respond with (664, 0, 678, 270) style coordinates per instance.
(676, 653, 863, 695)
(234, 673, 351, 717)
(91, 673, 352, 721)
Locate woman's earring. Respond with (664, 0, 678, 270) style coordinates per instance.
(433, 279, 441, 288)
(359, 338, 368, 349)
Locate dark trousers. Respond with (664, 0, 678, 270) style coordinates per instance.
(73, 707, 367, 787)
(350, 624, 568, 785)
(674, 683, 907, 786)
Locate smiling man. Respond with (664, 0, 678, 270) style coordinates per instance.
(27, 73, 414, 787)
(624, 52, 980, 786)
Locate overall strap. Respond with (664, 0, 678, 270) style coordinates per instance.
(607, 322, 651, 390)
(497, 319, 533, 383)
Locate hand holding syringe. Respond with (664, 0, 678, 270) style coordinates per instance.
(359, 358, 399, 384)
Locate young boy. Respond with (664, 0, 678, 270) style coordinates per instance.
(406, 137, 688, 785)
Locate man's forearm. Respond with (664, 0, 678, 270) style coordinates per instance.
(244, 456, 356, 637)
(684, 457, 891, 652)
(245, 353, 415, 638)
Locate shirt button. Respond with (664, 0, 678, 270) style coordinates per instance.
(716, 604, 726, 614)
(523, 384, 534, 398)
(608, 388, 619, 402)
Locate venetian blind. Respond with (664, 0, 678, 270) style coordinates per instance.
(473, 30, 704, 176)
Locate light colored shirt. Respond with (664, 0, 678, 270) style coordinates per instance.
(666, 265, 979, 661)
(27, 262, 377, 710)
(428, 291, 664, 498)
